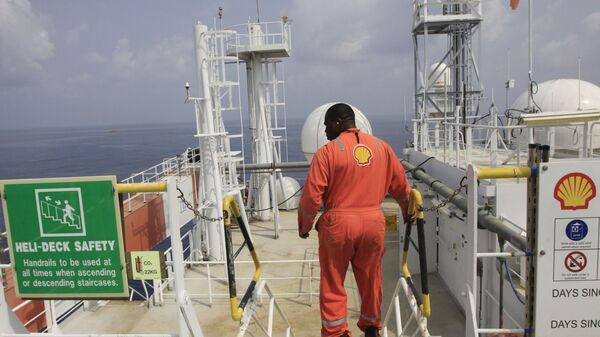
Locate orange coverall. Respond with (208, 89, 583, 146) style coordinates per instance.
(298, 128, 411, 337)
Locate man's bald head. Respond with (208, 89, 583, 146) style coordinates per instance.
(324, 103, 357, 140)
(325, 103, 355, 123)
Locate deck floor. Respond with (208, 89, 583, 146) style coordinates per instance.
(59, 202, 464, 337)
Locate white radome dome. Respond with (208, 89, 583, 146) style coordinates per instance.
(511, 79, 600, 151)
(276, 176, 301, 210)
(512, 79, 600, 112)
(301, 102, 373, 161)
(429, 62, 450, 88)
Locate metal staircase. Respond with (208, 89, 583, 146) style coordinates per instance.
(204, 28, 246, 194)
(229, 19, 292, 224)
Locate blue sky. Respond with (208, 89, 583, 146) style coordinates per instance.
(1, 0, 599, 129)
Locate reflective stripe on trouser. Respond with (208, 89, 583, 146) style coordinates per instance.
(318, 209, 385, 336)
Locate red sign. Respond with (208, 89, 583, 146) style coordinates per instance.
(564, 251, 587, 273)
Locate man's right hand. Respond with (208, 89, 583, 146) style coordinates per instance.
(299, 232, 310, 239)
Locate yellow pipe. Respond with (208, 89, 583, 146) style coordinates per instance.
(401, 253, 410, 278)
(250, 250, 261, 282)
(422, 294, 431, 318)
(223, 195, 241, 217)
(408, 189, 424, 220)
(477, 167, 531, 180)
(223, 195, 261, 321)
(405, 188, 432, 318)
(116, 182, 167, 193)
(229, 297, 243, 321)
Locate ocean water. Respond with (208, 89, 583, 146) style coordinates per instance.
(0, 116, 409, 233)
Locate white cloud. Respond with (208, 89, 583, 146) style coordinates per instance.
(66, 24, 88, 45)
(0, 0, 54, 87)
(66, 72, 95, 87)
(139, 36, 192, 80)
(584, 12, 600, 33)
(482, 1, 519, 43)
(112, 38, 137, 78)
(110, 36, 192, 80)
(290, 0, 403, 63)
(84, 52, 108, 64)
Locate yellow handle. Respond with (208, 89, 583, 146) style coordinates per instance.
(116, 182, 167, 193)
(477, 167, 531, 179)
(223, 195, 261, 321)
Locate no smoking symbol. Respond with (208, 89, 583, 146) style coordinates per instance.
(564, 251, 587, 273)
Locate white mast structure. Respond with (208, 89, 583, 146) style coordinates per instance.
(412, 0, 483, 165)
(188, 21, 247, 260)
(231, 18, 291, 226)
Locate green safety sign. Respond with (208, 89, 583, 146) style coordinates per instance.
(0, 176, 129, 299)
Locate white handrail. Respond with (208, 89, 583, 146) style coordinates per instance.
(237, 280, 296, 337)
(382, 277, 431, 337)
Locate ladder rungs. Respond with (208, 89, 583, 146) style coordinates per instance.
(219, 107, 240, 112)
(220, 151, 242, 157)
(194, 132, 227, 138)
(220, 157, 244, 163)
(207, 56, 238, 62)
(261, 81, 285, 85)
(210, 81, 239, 87)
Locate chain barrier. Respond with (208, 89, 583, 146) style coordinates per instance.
(419, 177, 467, 213)
(177, 187, 224, 222)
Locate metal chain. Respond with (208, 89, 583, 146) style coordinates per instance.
(420, 178, 467, 213)
(177, 187, 224, 222)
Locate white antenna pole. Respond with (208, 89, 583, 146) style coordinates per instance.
(578, 56, 582, 111)
(403, 95, 407, 128)
(506, 49, 510, 114)
(527, 0, 533, 112)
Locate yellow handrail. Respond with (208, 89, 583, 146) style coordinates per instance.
(116, 182, 167, 193)
(477, 167, 531, 180)
(223, 195, 261, 321)
(402, 189, 431, 317)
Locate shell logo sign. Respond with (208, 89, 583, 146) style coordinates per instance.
(353, 144, 373, 166)
(554, 172, 596, 210)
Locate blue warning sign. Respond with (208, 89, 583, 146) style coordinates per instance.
(565, 219, 588, 241)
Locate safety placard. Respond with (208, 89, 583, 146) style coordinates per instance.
(536, 162, 600, 336)
(0, 176, 128, 298)
(127, 251, 166, 280)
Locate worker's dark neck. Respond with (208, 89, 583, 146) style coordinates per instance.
(339, 121, 356, 131)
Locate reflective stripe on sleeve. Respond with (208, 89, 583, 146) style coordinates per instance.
(322, 317, 347, 327)
(360, 314, 380, 321)
(299, 206, 316, 220)
(335, 138, 345, 151)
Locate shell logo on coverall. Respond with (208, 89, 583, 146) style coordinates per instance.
(353, 144, 373, 166)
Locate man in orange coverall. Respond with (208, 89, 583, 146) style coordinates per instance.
(298, 103, 411, 337)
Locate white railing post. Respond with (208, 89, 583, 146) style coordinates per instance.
(582, 122, 589, 158)
(465, 164, 478, 334)
(490, 106, 498, 167)
(394, 295, 402, 336)
(167, 177, 190, 337)
(455, 106, 461, 167)
(413, 121, 419, 149)
(434, 123, 440, 154)
(267, 297, 275, 336)
(466, 126, 472, 164)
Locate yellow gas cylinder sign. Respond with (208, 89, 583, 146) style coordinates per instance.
(127, 251, 166, 280)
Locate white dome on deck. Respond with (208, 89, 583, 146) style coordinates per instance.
(512, 79, 600, 112)
(301, 102, 372, 161)
(511, 79, 600, 152)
